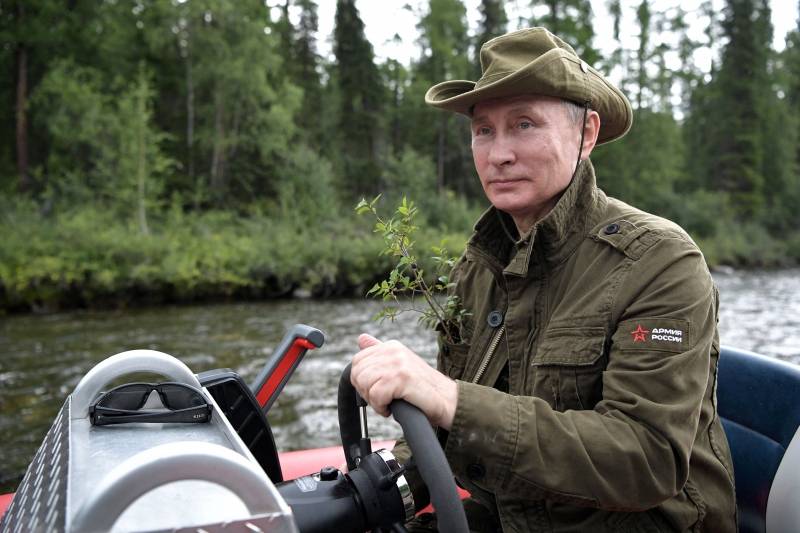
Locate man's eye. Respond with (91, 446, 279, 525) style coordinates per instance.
(475, 126, 492, 136)
(518, 121, 533, 130)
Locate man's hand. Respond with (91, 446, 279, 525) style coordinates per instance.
(350, 334, 458, 430)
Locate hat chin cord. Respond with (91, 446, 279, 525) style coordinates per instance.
(573, 101, 589, 176)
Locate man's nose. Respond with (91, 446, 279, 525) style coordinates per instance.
(486, 137, 515, 167)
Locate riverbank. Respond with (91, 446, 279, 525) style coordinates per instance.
(0, 203, 475, 314)
(2, 203, 798, 314)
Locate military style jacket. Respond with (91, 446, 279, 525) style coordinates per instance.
(398, 160, 737, 532)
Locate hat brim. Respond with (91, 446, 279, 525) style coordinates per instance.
(425, 49, 632, 145)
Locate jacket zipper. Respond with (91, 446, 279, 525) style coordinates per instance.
(471, 324, 505, 384)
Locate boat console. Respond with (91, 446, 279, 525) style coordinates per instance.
(0, 346, 297, 532)
(0, 324, 468, 533)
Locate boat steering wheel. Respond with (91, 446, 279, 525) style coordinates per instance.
(338, 363, 469, 533)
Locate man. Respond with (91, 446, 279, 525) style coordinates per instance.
(350, 28, 736, 532)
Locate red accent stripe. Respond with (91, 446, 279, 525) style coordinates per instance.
(255, 338, 316, 408)
(0, 493, 12, 518)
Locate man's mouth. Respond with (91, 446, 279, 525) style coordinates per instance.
(489, 177, 527, 185)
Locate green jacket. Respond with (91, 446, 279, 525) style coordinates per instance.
(397, 160, 736, 532)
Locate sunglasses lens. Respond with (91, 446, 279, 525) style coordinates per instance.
(97, 384, 152, 410)
(159, 384, 206, 410)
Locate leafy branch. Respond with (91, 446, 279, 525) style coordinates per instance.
(355, 195, 468, 344)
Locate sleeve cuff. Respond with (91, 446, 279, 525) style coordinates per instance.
(444, 380, 519, 492)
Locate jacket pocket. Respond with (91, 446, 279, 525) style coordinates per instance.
(437, 337, 471, 381)
(530, 327, 607, 411)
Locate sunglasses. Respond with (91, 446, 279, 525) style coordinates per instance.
(89, 382, 212, 426)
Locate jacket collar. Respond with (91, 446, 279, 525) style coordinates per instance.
(468, 159, 605, 277)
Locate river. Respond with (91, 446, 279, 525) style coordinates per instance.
(1, 268, 798, 492)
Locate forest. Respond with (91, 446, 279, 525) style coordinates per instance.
(1, 0, 799, 313)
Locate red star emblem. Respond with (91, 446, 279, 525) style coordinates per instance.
(631, 325, 650, 342)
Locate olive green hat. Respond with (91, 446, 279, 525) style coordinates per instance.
(425, 27, 633, 144)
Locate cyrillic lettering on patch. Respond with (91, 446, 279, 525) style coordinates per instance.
(614, 319, 693, 352)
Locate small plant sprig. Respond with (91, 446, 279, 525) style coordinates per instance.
(355, 195, 468, 344)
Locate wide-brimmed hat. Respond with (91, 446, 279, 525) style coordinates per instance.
(425, 27, 633, 144)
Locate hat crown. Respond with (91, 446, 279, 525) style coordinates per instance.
(478, 28, 577, 88)
(425, 26, 633, 145)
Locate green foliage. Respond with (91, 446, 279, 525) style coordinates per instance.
(593, 109, 684, 217)
(291, 0, 324, 147)
(1, 0, 799, 316)
(0, 197, 472, 312)
(529, 0, 599, 66)
(30, 59, 173, 229)
(333, 0, 384, 197)
(695, 220, 790, 268)
(276, 145, 338, 225)
(356, 196, 468, 343)
(382, 147, 436, 205)
(473, 0, 508, 77)
(413, 0, 474, 194)
(697, 0, 771, 219)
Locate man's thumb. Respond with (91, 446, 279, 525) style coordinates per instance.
(358, 333, 382, 349)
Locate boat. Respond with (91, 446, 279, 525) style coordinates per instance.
(0, 324, 798, 532)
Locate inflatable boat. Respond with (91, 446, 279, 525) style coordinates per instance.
(0, 324, 798, 532)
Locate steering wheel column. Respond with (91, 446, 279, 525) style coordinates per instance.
(338, 363, 468, 533)
(276, 363, 468, 533)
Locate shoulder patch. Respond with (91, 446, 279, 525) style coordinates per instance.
(613, 318, 693, 353)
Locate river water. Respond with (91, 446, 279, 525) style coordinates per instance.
(1, 268, 798, 492)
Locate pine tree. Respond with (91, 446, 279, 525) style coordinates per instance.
(529, 0, 599, 66)
(760, 1, 799, 232)
(271, 0, 294, 67)
(381, 57, 409, 156)
(669, 4, 705, 115)
(592, 0, 683, 219)
(1, 0, 89, 195)
(416, 0, 472, 194)
(633, 1, 652, 110)
(784, 5, 800, 171)
(710, 0, 771, 218)
(779, 7, 800, 232)
(473, 0, 508, 77)
(333, 0, 384, 197)
(293, 0, 323, 147)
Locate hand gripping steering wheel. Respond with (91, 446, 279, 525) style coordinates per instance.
(338, 363, 469, 533)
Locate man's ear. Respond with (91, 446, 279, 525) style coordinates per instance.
(580, 110, 601, 160)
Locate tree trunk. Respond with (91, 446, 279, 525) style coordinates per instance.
(136, 90, 149, 236)
(185, 22, 195, 183)
(210, 87, 226, 202)
(15, 3, 31, 194)
(546, 0, 559, 29)
(392, 75, 401, 155)
(437, 114, 446, 193)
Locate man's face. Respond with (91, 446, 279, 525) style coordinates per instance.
(470, 95, 584, 231)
